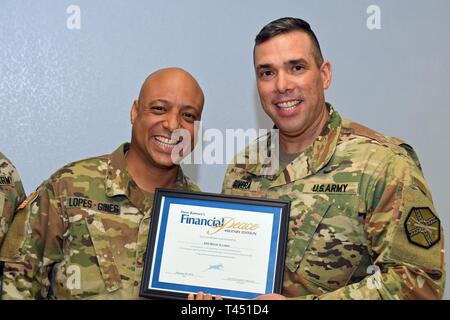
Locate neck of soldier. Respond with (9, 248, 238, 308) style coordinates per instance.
(126, 147, 179, 193)
(279, 104, 329, 154)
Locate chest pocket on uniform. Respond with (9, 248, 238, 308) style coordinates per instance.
(286, 192, 366, 291)
(285, 195, 330, 272)
(85, 214, 122, 292)
(63, 206, 122, 297)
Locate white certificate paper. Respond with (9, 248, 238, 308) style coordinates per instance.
(148, 197, 281, 298)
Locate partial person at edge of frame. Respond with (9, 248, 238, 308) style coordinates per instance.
(0, 152, 26, 295)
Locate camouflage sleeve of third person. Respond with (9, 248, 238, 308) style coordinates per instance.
(0, 154, 26, 247)
(0, 182, 65, 300)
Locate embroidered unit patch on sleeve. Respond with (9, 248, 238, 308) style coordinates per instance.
(404, 207, 440, 249)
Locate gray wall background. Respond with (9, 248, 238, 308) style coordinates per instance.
(1, 0, 449, 299)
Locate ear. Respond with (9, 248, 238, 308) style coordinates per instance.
(130, 100, 138, 124)
(320, 60, 332, 90)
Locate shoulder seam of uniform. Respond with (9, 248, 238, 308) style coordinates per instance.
(48, 154, 110, 182)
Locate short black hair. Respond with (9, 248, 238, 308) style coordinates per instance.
(254, 17, 324, 67)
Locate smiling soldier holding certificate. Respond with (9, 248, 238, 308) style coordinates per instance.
(0, 68, 204, 299)
(219, 17, 445, 300)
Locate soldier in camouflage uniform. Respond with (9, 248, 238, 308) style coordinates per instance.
(0, 153, 26, 247)
(0, 67, 204, 299)
(222, 18, 445, 299)
(0, 152, 26, 290)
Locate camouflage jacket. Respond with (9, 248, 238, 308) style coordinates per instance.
(0, 143, 200, 299)
(0, 152, 26, 247)
(222, 106, 445, 300)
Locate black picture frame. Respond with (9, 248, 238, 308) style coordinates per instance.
(139, 188, 290, 300)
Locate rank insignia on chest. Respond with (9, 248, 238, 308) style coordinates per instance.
(405, 207, 440, 249)
(232, 179, 252, 190)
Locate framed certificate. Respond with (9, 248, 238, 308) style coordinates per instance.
(139, 189, 290, 300)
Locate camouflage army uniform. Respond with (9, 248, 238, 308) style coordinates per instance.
(0, 143, 200, 299)
(222, 105, 445, 300)
(0, 152, 26, 247)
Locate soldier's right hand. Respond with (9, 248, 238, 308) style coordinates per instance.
(187, 291, 223, 300)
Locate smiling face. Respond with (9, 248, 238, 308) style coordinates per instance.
(254, 31, 332, 139)
(130, 68, 204, 169)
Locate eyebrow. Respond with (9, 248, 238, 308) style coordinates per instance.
(181, 105, 197, 110)
(256, 58, 309, 69)
(256, 63, 272, 69)
(180, 105, 201, 115)
(143, 99, 199, 112)
(145, 99, 171, 105)
(286, 58, 309, 66)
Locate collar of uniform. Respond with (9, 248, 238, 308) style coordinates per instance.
(104, 143, 150, 215)
(247, 104, 342, 185)
(105, 143, 131, 198)
(174, 166, 193, 191)
(105, 143, 194, 212)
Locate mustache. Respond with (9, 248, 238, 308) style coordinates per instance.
(273, 93, 304, 102)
